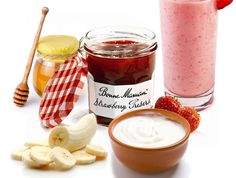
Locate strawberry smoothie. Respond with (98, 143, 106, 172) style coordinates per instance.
(160, 0, 217, 107)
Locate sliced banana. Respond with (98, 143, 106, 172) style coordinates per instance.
(11, 146, 29, 161)
(22, 150, 42, 168)
(25, 140, 48, 148)
(50, 147, 76, 170)
(86, 144, 108, 158)
(30, 146, 52, 165)
(72, 150, 96, 165)
(49, 113, 97, 152)
(10, 114, 105, 171)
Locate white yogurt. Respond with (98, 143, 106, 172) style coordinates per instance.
(113, 113, 186, 148)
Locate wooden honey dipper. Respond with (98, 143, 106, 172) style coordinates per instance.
(13, 7, 49, 106)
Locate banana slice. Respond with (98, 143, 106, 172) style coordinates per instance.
(50, 147, 76, 170)
(30, 146, 52, 165)
(49, 113, 97, 152)
(25, 140, 48, 148)
(72, 150, 96, 165)
(22, 150, 42, 168)
(11, 146, 29, 161)
(86, 144, 108, 158)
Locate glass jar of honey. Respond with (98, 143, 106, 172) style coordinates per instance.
(81, 27, 157, 125)
(33, 35, 79, 96)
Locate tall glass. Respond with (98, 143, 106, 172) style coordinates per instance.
(160, 0, 217, 110)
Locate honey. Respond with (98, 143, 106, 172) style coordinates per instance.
(33, 60, 60, 96)
(33, 35, 79, 96)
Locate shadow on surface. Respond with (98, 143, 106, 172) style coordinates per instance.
(111, 154, 190, 178)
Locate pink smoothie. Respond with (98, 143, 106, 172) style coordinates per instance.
(160, 0, 217, 97)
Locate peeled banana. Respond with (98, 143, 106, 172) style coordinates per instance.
(49, 113, 97, 152)
(11, 113, 107, 171)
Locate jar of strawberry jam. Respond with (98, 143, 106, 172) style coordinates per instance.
(33, 35, 79, 96)
(81, 27, 157, 125)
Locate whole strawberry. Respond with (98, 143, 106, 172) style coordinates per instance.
(154, 96, 181, 113)
(178, 106, 200, 132)
(217, 0, 233, 10)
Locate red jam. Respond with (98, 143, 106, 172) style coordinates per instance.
(85, 40, 157, 125)
(83, 26, 157, 126)
(86, 40, 156, 85)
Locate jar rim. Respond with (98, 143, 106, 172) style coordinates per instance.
(36, 51, 77, 63)
(82, 26, 157, 58)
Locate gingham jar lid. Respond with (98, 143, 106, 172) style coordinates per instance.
(39, 57, 88, 128)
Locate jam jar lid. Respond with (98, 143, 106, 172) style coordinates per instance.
(82, 27, 157, 59)
(37, 35, 79, 62)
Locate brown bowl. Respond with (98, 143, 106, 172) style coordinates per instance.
(108, 109, 190, 173)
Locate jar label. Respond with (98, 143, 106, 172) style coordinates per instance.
(88, 74, 153, 119)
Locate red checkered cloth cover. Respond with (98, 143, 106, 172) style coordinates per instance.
(39, 57, 88, 128)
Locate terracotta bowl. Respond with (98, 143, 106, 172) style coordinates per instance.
(108, 109, 190, 173)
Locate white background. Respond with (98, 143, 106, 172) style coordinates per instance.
(0, 0, 236, 177)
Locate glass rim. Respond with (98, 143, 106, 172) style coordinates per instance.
(165, 0, 213, 4)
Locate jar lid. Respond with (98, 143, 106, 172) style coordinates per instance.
(39, 57, 88, 128)
(37, 35, 79, 57)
